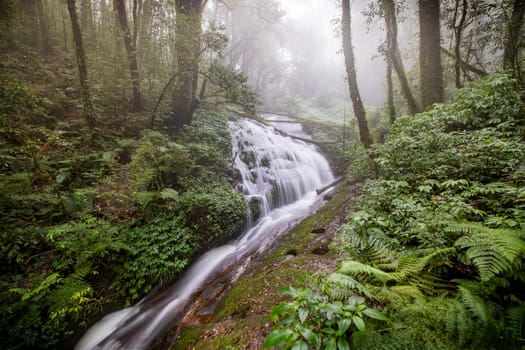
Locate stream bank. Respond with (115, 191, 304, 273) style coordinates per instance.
(160, 182, 360, 350)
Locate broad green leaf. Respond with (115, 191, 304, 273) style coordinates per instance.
(352, 316, 366, 331)
(298, 307, 309, 323)
(324, 337, 337, 350)
(337, 319, 351, 335)
(299, 327, 319, 347)
(263, 329, 294, 348)
(337, 337, 350, 350)
(363, 308, 388, 321)
(291, 340, 309, 350)
(271, 302, 290, 321)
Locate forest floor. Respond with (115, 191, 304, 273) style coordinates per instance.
(159, 183, 360, 350)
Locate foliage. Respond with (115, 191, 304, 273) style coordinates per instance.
(205, 60, 259, 116)
(113, 215, 197, 302)
(179, 186, 247, 248)
(264, 284, 387, 350)
(268, 74, 525, 349)
(128, 130, 194, 191)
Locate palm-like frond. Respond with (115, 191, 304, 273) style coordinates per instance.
(452, 222, 525, 281)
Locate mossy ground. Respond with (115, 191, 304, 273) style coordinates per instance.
(169, 184, 359, 349)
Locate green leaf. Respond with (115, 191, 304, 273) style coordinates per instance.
(270, 302, 290, 322)
(299, 327, 319, 347)
(337, 337, 350, 350)
(324, 337, 337, 350)
(351, 316, 365, 331)
(298, 307, 309, 323)
(263, 329, 295, 348)
(291, 340, 309, 350)
(363, 308, 388, 321)
(337, 319, 352, 335)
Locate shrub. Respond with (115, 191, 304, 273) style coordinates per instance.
(179, 185, 247, 248)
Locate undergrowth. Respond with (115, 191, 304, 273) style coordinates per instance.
(266, 74, 525, 349)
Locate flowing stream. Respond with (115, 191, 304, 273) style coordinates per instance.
(75, 115, 334, 350)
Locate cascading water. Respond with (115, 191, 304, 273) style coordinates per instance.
(75, 115, 334, 350)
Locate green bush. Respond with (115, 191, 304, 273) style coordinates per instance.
(113, 215, 197, 302)
(179, 185, 247, 248)
(128, 130, 194, 191)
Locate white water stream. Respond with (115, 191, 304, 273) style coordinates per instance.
(75, 116, 334, 350)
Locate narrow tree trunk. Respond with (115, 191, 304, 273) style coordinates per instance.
(382, 0, 421, 115)
(503, 0, 525, 76)
(36, 0, 53, 54)
(386, 59, 396, 125)
(341, 0, 373, 149)
(453, 0, 468, 88)
(66, 0, 96, 132)
(419, 0, 444, 109)
(114, 0, 144, 112)
(80, 0, 94, 40)
(20, 0, 41, 49)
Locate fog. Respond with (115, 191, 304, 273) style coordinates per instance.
(207, 0, 394, 115)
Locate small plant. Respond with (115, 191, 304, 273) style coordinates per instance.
(264, 285, 387, 349)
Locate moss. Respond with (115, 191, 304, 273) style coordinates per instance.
(172, 186, 352, 349)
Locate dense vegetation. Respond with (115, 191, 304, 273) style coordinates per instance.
(0, 51, 247, 349)
(264, 75, 525, 349)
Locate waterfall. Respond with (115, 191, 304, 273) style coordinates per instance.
(75, 115, 334, 350)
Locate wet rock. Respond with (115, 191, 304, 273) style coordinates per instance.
(311, 245, 329, 255)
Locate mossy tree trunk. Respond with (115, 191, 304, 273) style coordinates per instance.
(341, 0, 373, 149)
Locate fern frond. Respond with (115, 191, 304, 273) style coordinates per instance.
(376, 285, 425, 304)
(408, 273, 456, 296)
(337, 260, 394, 285)
(391, 255, 421, 283)
(457, 285, 490, 324)
(454, 223, 525, 281)
(327, 272, 375, 300)
(506, 304, 525, 341)
(417, 247, 457, 272)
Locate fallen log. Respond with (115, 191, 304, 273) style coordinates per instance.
(316, 177, 344, 194)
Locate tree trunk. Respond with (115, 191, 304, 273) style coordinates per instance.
(114, 0, 144, 112)
(171, 0, 204, 130)
(20, 0, 41, 49)
(419, 0, 443, 109)
(341, 0, 373, 149)
(36, 0, 53, 54)
(386, 59, 396, 125)
(382, 0, 421, 115)
(66, 0, 96, 132)
(503, 0, 525, 76)
(453, 0, 468, 88)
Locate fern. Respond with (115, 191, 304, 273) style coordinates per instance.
(327, 272, 375, 300)
(46, 265, 94, 322)
(452, 222, 525, 281)
(337, 260, 394, 284)
(506, 304, 525, 345)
